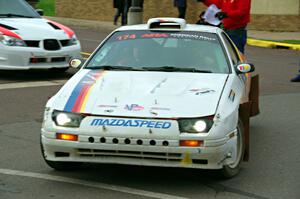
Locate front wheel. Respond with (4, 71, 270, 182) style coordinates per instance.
(221, 119, 245, 178)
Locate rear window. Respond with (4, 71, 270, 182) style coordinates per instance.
(86, 30, 229, 73)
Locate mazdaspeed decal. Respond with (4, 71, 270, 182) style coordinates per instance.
(90, 118, 171, 129)
(64, 71, 105, 113)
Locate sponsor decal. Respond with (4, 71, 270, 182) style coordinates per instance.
(150, 107, 171, 111)
(98, 105, 118, 108)
(170, 33, 216, 41)
(111, 31, 217, 43)
(228, 90, 236, 102)
(90, 118, 172, 129)
(141, 33, 169, 38)
(189, 88, 215, 95)
(64, 70, 106, 113)
(124, 104, 144, 111)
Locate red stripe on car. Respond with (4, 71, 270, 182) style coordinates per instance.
(0, 27, 22, 39)
(46, 19, 75, 38)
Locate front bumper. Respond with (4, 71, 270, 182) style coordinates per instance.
(41, 127, 238, 170)
(0, 43, 81, 70)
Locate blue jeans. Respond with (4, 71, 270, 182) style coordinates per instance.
(225, 27, 247, 54)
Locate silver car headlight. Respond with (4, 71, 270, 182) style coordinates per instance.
(69, 34, 78, 45)
(52, 110, 85, 128)
(178, 116, 214, 133)
(0, 35, 26, 47)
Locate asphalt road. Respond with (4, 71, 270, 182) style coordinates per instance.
(0, 26, 299, 199)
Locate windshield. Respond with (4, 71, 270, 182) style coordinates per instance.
(86, 30, 229, 73)
(0, 0, 40, 18)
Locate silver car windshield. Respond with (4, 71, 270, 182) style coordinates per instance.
(0, 0, 40, 18)
(86, 30, 229, 74)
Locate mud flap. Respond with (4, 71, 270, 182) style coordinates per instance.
(249, 75, 260, 117)
(239, 102, 250, 161)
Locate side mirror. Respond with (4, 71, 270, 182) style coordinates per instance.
(69, 58, 85, 69)
(36, 9, 44, 16)
(236, 63, 255, 74)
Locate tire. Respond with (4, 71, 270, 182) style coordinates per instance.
(221, 119, 245, 178)
(40, 139, 82, 171)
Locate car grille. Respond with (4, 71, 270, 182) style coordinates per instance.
(51, 57, 66, 62)
(77, 149, 182, 162)
(44, 39, 60, 51)
(29, 57, 67, 63)
(24, 40, 40, 47)
(60, 39, 71, 47)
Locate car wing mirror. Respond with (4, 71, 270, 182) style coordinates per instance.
(236, 63, 255, 74)
(69, 58, 85, 69)
(36, 9, 44, 16)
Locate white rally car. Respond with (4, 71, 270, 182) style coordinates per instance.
(41, 18, 259, 178)
(0, 0, 81, 71)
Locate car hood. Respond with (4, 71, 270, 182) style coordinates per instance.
(51, 69, 228, 118)
(0, 18, 70, 40)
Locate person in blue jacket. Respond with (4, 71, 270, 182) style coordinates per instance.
(174, 0, 187, 19)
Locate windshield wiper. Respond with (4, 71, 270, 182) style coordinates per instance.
(86, 65, 145, 71)
(0, 13, 34, 18)
(142, 66, 212, 73)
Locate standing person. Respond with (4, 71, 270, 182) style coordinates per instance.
(113, 0, 125, 25)
(174, 0, 187, 19)
(123, 0, 132, 25)
(198, 0, 251, 55)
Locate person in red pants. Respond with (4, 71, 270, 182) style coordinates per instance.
(198, 0, 251, 55)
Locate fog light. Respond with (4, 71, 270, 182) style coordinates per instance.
(56, 133, 78, 141)
(180, 140, 203, 147)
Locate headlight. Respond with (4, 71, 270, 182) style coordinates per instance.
(178, 117, 214, 133)
(52, 110, 85, 128)
(68, 34, 78, 45)
(0, 35, 26, 47)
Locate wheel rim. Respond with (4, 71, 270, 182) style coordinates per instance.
(228, 124, 243, 169)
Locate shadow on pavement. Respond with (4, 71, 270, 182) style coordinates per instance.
(0, 68, 77, 83)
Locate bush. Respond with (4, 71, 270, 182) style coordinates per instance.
(36, 0, 55, 16)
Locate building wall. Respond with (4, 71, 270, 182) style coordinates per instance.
(56, 0, 300, 31)
(251, 0, 300, 15)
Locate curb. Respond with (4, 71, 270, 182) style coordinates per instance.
(247, 38, 300, 51)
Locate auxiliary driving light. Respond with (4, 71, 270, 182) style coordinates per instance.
(56, 133, 78, 141)
(180, 140, 203, 147)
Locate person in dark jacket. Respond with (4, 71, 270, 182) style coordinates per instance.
(113, 0, 125, 25)
(174, 0, 187, 19)
(198, 0, 251, 55)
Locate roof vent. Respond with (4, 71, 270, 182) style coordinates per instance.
(147, 18, 186, 30)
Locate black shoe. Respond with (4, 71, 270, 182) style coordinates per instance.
(291, 75, 300, 82)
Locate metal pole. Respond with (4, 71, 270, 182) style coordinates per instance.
(127, 0, 143, 25)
